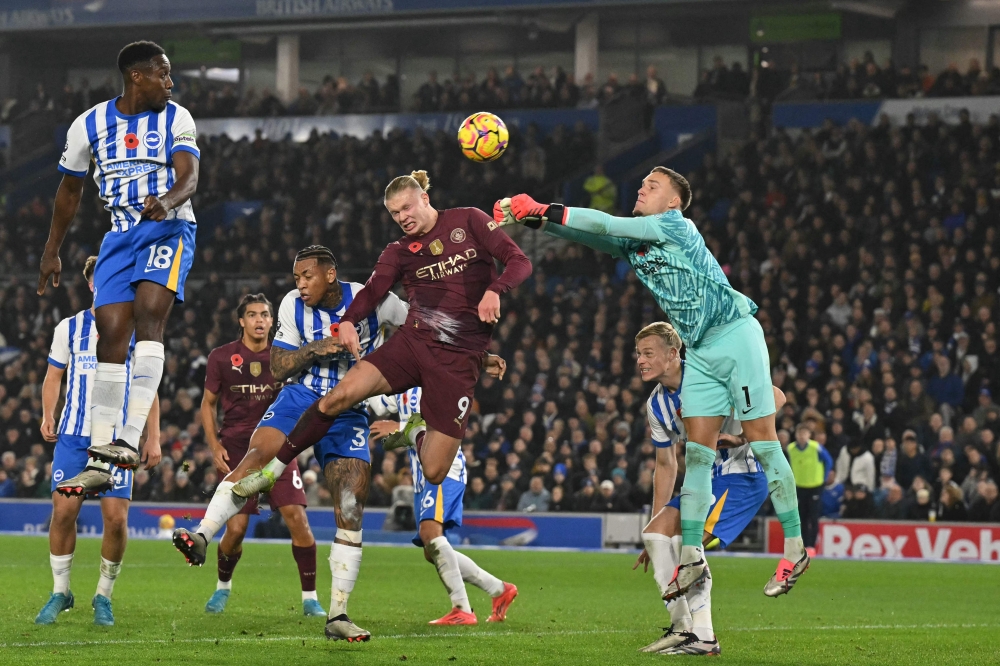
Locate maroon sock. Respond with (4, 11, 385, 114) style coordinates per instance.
(291, 543, 317, 592)
(415, 430, 425, 456)
(217, 548, 242, 583)
(277, 401, 337, 465)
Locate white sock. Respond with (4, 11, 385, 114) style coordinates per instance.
(263, 458, 288, 478)
(681, 544, 704, 565)
(688, 565, 714, 640)
(784, 536, 806, 561)
(642, 533, 674, 597)
(120, 341, 164, 450)
(407, 424, 427, 447)
(85, 456, 111, 472)
(329, 529, 362, 618)
(216, 579, 232, 591)
(302, 590, 318, 602)
(91, 363, 127, 447)
(428, 536, 471, 613)
(96, 557, 121, 598)
(196, 481, 247, 541)
(50, 553, 73, 594)
(454, 550, 505, 597)
(665, 535, 694, 631)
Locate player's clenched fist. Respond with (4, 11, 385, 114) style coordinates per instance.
(492, 194, 567, 229)
(139, 195, 170, 221)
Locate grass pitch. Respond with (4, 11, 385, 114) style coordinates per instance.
(1, 535, 998, 665)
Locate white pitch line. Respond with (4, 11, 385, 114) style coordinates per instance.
(5, 622, 999, 649)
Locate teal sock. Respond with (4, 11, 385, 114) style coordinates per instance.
(750, 440, 802, 538)
(680, 442, 716, 548)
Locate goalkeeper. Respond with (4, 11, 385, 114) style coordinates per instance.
(493, 167, 809, 599)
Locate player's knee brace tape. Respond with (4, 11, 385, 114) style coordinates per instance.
(336, 528, 362, 546)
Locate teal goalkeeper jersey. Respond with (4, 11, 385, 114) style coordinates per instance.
(544, 207, 756, 347)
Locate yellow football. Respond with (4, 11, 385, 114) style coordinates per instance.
(457, 111, 509, 163)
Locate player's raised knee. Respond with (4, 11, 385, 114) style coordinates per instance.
(319, 386, 352, 415)
(422, 464, 448, 486)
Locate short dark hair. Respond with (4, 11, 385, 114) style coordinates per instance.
(650, 166, 692, 211)
(236, 293, 272, 320)
(294, 245, 338, 269)
(117, 41, 165, 76)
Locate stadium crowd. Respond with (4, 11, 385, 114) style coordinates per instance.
(1, 104, 999, 529)
(10, 66, 628, 125)
(697, 55, 1000, 102)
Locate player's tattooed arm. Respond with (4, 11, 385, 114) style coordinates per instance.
(271, 337, 344, 381)
(326, 457, 371, 539)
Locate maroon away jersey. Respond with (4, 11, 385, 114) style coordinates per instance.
(204, 340, 282, 443)
(342, 207, 532, 351)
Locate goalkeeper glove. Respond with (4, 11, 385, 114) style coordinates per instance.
(493, 194, 567, 230)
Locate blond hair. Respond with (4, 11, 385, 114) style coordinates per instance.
(384, 169, 431, 200)
(83, 255, 98, 282)
(650, 166, 692, 211)
(635, 321, 682, 351)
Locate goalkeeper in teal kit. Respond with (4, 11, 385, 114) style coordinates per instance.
(494, 167, 809, 598)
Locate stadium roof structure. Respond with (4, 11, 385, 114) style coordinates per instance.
(1, 0, 784, 33)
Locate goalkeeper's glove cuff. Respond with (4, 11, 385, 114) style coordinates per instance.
(544, 204, 567, 226)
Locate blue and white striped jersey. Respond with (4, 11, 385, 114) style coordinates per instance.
(645, 363, 761, 477)
(59, 98, 200, 233)
(273, 282, 408, 396)
(47, 310, 134, 438)
(366, 387, 467, 491)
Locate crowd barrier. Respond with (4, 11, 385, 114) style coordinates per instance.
(766, 518, 1000, 562)
(0, 499, 606, 549)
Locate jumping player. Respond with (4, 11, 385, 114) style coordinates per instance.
(370, 385, 518, 625)
(234, 170, 531, 523)
(199, 294, 325, 618)
(37, 41, 200, 489)
(173, 245, 408, 643)
(495, 169, 807, 598)
(35, 256, 161, 627)
(631, 322, 785, 655)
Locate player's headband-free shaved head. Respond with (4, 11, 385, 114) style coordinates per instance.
(649, 166, 692, 211)
(294, 245, 338, 269)
(117, 41, 166, 76)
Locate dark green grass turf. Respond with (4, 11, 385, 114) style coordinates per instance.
(2, 536, 999, 665)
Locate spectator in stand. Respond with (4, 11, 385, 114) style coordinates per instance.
(895, 431, 931, 491)
(927, 355, 964, 424)
(583, 165, 616, 214)
(835, 439, 877, 493)
(591, 479, 633, 512)
(645, 66, 666, 106)
(841, 484, 875, 518)
(821, 472, 844, 518)
(877, 483, 907, 520)
(938, 484, 968, 522)
(0, 469, 14, 497)
(517, 475, 551, 512)
(907, 487, 934, 521)
(968, 480, 1000, 522)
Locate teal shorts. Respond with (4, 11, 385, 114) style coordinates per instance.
(681, 316, 775, 421)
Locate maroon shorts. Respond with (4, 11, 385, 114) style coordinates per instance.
(365, 329, 484, 439)
(223, 436, 307, 515)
